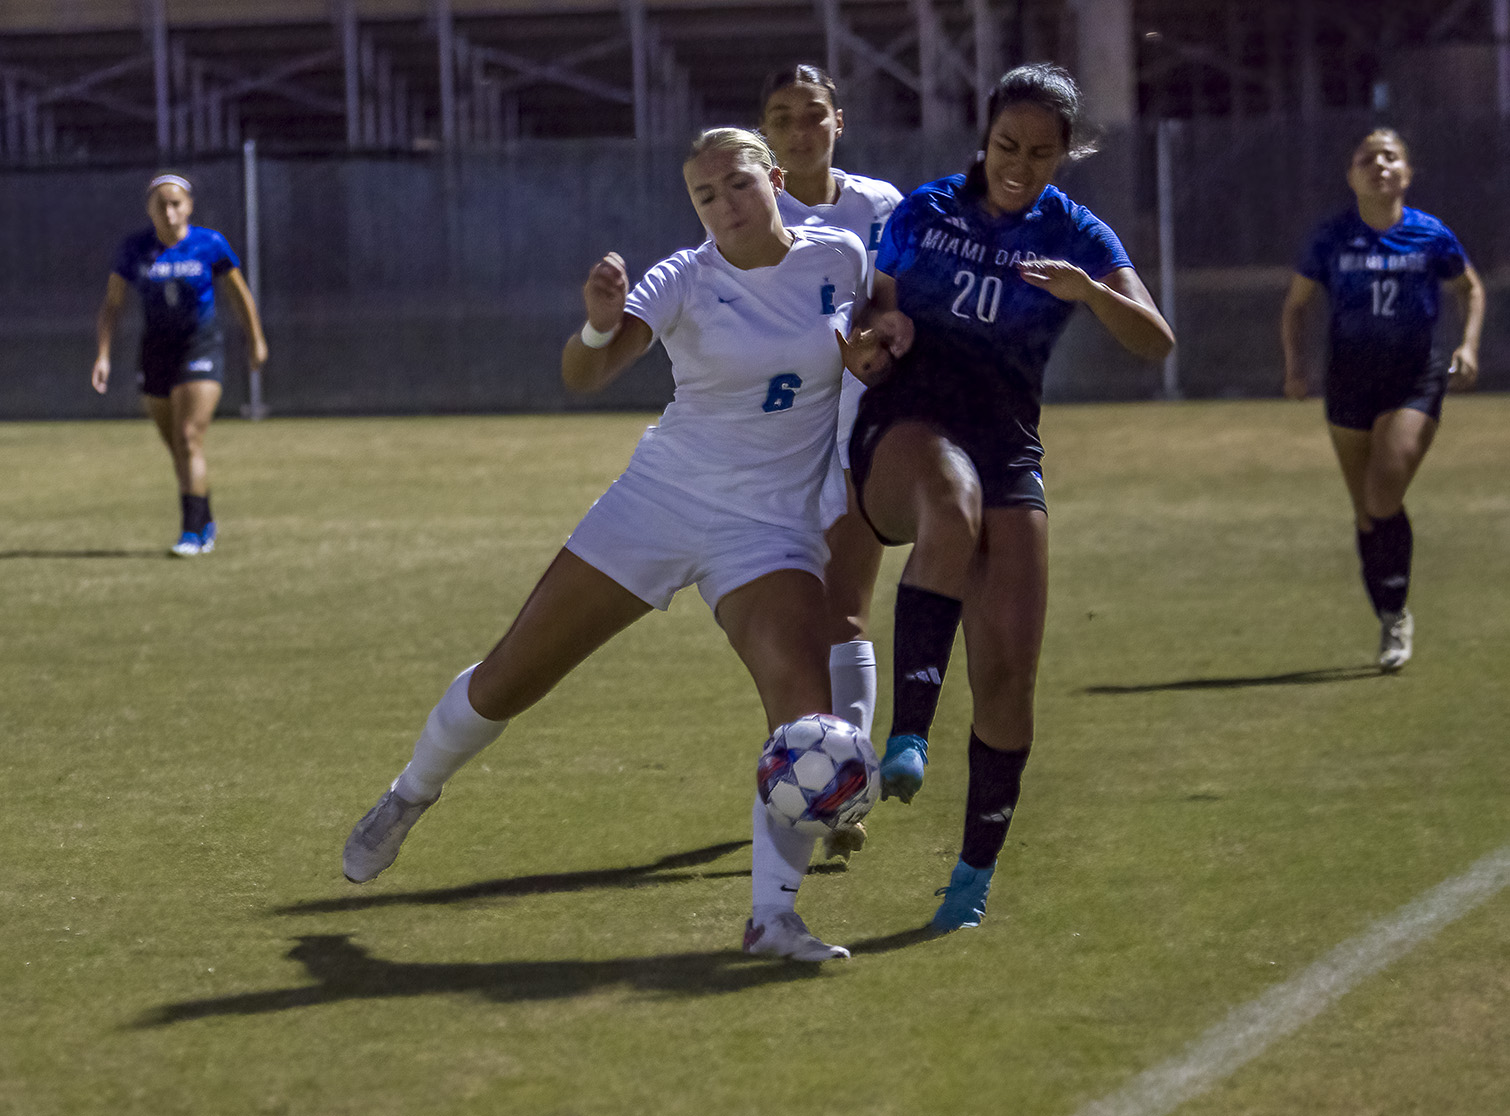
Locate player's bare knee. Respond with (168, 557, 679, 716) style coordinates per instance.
(914, 480, 981, 550)
(467, 658, 538, 721)
(174, 426, 205, 456)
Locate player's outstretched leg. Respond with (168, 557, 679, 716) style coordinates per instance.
(745, 795, 848, 961)
(880, 584, 962, 803)
(930, 733, 1030, 933)
(343, 664, 507, 883)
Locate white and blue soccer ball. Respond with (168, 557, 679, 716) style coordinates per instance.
(757, 713, 880, 834)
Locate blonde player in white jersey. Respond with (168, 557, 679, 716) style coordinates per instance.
(759, 63, 902, 859)
(342, 128, 872, 963)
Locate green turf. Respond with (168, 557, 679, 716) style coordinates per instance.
(3, 399, 1506, 1115)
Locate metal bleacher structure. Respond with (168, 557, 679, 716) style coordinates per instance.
(4, 1, 1507, 162)
(2, 2, 1507, 419)
(2, 0, 1064, 161)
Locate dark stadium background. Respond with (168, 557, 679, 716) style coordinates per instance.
(3, 0, 1505, 418)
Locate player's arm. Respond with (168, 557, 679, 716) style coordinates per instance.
(92, 273, 129, 394)
(562, 251, 653, 394)
(837, 270, 913, 385)
(1021, 262, 1174, 362)
(1279, 273, 1322, 400)
(1445, 263, 1484, 391)
(219, 267, 268, 371)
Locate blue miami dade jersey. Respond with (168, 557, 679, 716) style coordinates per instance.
(622, 225, 869, 533)
(112, 225, 240, 347)
(1297, 206, 1468, 378)
(877, 175, 1132, 445)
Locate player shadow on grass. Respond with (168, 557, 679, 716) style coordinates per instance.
(273, 839, 764, 916)
(1081, 665, 1381, 695)
(135, 923, 938, 1028)
(0, 547, 168, 560)
(135, 927, 933, 1028)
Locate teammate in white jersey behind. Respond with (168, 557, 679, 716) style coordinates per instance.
(758, 66, 902, 864)
(342, 128, 873, 962)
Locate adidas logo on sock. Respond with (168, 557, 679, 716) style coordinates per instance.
(906, 666, 943, 685)
(978, 808, 1014, 824)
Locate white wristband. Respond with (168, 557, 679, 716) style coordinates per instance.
(580, 321, 618, 349)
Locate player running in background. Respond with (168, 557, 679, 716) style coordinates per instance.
(839, 63, 1174, 932)
(1280, 127, 1484, 671)
(343, 128, 873, 962)
(758, 64, 902, 745)
(92, 173, 267, 557)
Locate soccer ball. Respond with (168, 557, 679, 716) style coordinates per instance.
(757, 714, 880, 834)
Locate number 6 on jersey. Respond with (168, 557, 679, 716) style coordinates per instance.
(762, 372, 803, 413)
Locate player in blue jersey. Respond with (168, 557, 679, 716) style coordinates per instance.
(343, 128, 875, 962)
(1281, 127, 1483, 671)
(758, 63, 902, 861)
(839, 63, 1174, 932)
(92, 173, 268, 557)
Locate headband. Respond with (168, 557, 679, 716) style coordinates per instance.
(146, 174, 193, 196)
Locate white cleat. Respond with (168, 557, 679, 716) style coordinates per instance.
(1378, 607, 1414, 672)
(743, 911, 850, 962)
(342, 782, 437, 883)
(821, 820, 867, 862)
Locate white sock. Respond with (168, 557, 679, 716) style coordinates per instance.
(750, 793, 816, 916)
(393, 664, 508, 803)
(828, 639, 877, 739)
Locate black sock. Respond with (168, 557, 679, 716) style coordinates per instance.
(1356, 509, 1412, 616)
(888, 583, 963, 741)
(960, 732, 1030, 869)
(181, 493, 211, 535)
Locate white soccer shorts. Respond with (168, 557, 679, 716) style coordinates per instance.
(565, 468, 830, 612)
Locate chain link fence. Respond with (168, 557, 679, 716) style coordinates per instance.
(2, 114, 1504, 420)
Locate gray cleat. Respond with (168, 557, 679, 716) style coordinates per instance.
(343, 782, 437, 883)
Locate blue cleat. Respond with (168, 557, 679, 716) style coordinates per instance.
(197, 521, 217, 554)
(930, 859, 995, 932)
(879, 733, 928, 803)
(169, 530, 201, 557)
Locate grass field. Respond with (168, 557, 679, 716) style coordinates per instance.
(3, 398, 1507, 1116)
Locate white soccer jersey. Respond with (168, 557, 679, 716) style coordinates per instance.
(622, 225, 869, 533)
(777, 168, 902, 468)
(777, 168, 903, 277)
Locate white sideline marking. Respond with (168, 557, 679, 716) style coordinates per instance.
(1074, 843, 1510, 1116)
